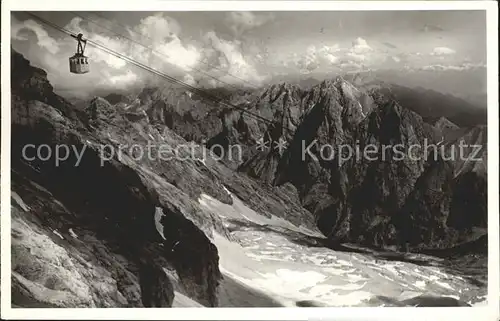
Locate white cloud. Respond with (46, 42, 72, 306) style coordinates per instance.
(154, 37, 202, 71)
(202, 31, 266, 85)
(339, 62, 364, 71)
(281, 44, 340, 73)
(63, 16, 202, 73)
(13, 13, 271, 94)
(11, 18, 60, 54)
(387, 52, 423, 65)
(333, 37, 374, 71)
(346, 52, 366, 62)
(277, 38, 378, 73)
(134, 13, 181, 43)
(351, 37, 373, 54)
(225, 12, 274, 36)
(317, 45, 340, 64)
(125, 13, 201, 71)
(18, 13, 479, 96)
(41, 53, 62, 71)
(430, 47, 456, 56)
(183, 73, 197, 86)
(99, 70, 139, 88)
(88, 34, 130, 69)
(421, 62, 485, 71)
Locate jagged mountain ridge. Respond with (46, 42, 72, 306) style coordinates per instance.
(274, 70, 487, 127)
(344, 72, 487, 128)
(105, 72, 486, 151)
(82, 66, 487, 251)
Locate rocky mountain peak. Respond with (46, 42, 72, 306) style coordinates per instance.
(84, 96, 116, 125)
(434, 117, 459, 132)
(262, 82, 301, 97)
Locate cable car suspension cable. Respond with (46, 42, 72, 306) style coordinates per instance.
(87, 11, 262, 91)
(68, 11, 258, 94)
(24, 12, 294, 133)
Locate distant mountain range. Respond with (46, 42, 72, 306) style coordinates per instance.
(273, 69, 486, 127)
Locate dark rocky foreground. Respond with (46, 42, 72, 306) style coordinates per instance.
(9, 48, 487, 307)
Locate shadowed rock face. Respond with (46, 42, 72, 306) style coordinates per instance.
(138, 263, 175, 307)
(393, 155, 455, 248)
(295, 300, 326, 307)
(448, 171, 488, 230)
(289, 96, 433, 248)
(10, 49, 223, 307)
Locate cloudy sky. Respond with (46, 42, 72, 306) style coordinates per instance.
(11, 11, 487, 97)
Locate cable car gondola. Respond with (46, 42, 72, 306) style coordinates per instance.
(69, 33, 89, 74)
(26, 12, 291, 135)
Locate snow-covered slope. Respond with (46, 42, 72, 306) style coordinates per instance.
(199, 191, 487, 307)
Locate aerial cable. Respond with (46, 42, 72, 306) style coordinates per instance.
(69, 11, 258, 95)
(23, 12, 295, 134)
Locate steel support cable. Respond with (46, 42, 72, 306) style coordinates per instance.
(24, 11, 294, 134)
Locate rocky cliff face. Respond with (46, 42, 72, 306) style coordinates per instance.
(275, 89, 435, 248)
(10, 49, 320, 308)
